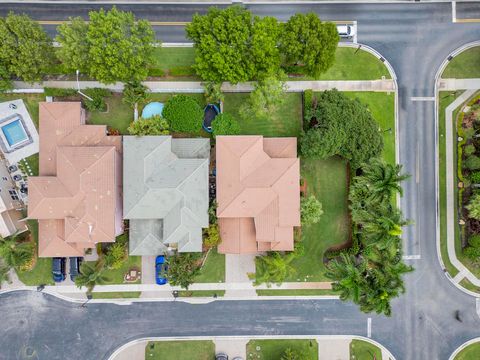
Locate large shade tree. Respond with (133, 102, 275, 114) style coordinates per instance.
(0, 235, 34, 269)
(56, 7, 155, 84)
(0, 12, 54, 84)
(279, 13, 339, 78)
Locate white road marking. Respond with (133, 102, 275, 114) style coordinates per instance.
(367, 318, 372, 338)
(476, 298, 480, 318)
(411, 97, 435, 102)
(452, 1, 457, 23)
(402, 255, 421, 260)
(353, 21, 358, 44)
(416, 141, 420, 184)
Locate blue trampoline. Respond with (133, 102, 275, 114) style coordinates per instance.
(142, 102, 164, 119)
(202, 104, 220, 133)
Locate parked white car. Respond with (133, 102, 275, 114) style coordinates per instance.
(336, 24, 355, 38)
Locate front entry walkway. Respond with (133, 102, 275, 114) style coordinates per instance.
(225, 254, 256, 297)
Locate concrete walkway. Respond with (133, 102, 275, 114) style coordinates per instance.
(444, 89, 480, 286)
(225, 254, 256, 297)
(439, 78, 480, 91)
(318, 339, 350, 360)
(12, 79, 395, 94)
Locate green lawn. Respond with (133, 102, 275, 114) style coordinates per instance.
(350, 339, 382, 360)
(223, 92, 303, 137)
(145, 340, 215, 360)
(150, 47, 197, 79)
(86, 252, 142, 285)
(87, 94, 133, 134)
(454, 341, 480, 360)
(442, 46, 480, 79)
(16, 220, 54, 286)
(290, 157, 350, 281)
(247, 339, 318, 360)
(256, 289, 338, 296)
(194, 247, 225, 283)
(439, 91, 464, 278)
(343, 92, 396, 165)
(148, 46, 389, 81)
(91, 291, 141, 299)
(296, 47, 391, 81)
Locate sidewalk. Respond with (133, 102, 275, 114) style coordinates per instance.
(12, 79, 395, 94)
(444, 89, 480, 286)
(439, 78, 480, 91)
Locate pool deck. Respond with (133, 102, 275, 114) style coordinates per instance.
(0, 99, 39, 165)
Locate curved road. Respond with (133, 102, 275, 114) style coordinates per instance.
(1, 2, 480, 360)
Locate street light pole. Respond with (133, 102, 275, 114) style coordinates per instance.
(75, 70, 94, 101)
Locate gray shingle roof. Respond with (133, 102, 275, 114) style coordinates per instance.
(124, 136, 209, 255)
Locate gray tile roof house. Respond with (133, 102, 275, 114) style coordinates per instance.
(123, 136, 210, 255)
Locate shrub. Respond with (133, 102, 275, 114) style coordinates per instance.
(466, 193, 480, 220)
(104, 242, 127, 270)
(127, 115, 169, 136)
(464, 234, 480, 260)
(147, 68, 165, 77)
(465, 144, 476, 156)
(211, 113, 241, 138)
(166, 253, 201, 289)
(300, 195, 323, 226)
(203, 224, 221, 248)
(465, 155, 480, 170)
(44, 87, 78, 97)
(170, 66, 195, 77)
(303, 89, 314, 121)
(471, 171, 480, 184)
(162, 94, 203, 133)
(83, 88, 111, 111)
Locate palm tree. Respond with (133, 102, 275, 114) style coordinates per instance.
(253, 252, 296, 286)
(0, 235, 34, 268)
(358, 158, 409, 202)
(75, 261, 109, 293)
(325, 253, 367, 303)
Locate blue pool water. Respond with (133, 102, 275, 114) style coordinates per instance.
(142, 102, 164, 119)
(2, 119, 28, 146)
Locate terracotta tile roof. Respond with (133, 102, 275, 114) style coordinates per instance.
(216, 136, 300, 254)
(28, 102, 122, 257)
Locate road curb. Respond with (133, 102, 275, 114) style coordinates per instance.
(106, 335, 397, 360)
(448, 337, 480, 360)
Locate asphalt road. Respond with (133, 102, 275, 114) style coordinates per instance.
(1, 2, 480, 360)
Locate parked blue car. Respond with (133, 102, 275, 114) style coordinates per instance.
(52, 257, 66, 283)
(155, 255, 168, 285)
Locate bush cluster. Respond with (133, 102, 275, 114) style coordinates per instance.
(162, 95, 203, 133)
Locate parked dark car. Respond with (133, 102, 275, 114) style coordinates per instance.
(155, 255, 168, 285)
(52, 257, 66, 282)
(69, 257, 83, 281)
(215, 353, 228, 360)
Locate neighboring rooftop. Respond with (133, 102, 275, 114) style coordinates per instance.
(0, 99, 39, 165)
(123, 136, 209, 255)
(216, 135, 300, 254)
(28, 102, 123, 257)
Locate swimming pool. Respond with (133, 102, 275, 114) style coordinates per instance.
(1, 119, 28, 147)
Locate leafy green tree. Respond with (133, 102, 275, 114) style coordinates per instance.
(465, 144, 476, 156)
(166, 253, 201, 290)
(0, 63, 12, 92)
(240, 75, 286, 121)
(186, 7, 280, 83)
(465, 155, 480, 170)
(0, 235, 33, 268)
(122, 80, 149, 109)
(162, 95, 203, 133)
(127, 115, 170, 136)
(300, 195, 323, 226)
(85, 7, 154, 83)
(204, 81, 224, 104)
(279, 13, 339, 78)
(252, 251, 297, 286)
(0, 12, 54, 83)
(211, 113, 240, 138)
(251, 16, 281, 79)
(75, 261, 109, 293)
(203, 224, 221, 248)
(326, 253, 367, 304)
(466, 193, 480, 220)
(300, 90, 383, 169)
(55, 17, 89, 73)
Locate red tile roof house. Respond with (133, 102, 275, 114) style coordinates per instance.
(28, 102, 123, 257)
(216, 135, 300, 254)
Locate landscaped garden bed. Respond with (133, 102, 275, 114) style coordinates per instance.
(246, 339, 318, 360)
